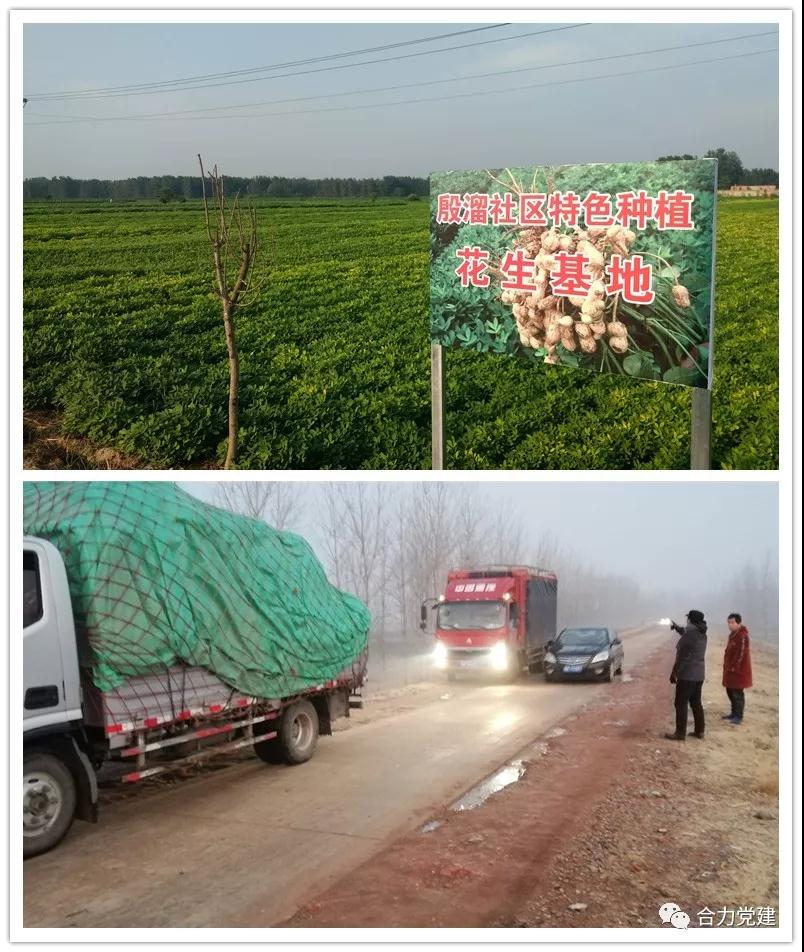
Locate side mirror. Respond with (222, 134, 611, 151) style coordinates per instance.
(612, 637, 621, 646)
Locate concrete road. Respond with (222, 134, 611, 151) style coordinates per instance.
(23, 626, 669, 928)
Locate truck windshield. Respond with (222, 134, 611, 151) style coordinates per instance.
(556, 628, 609, 648)
(437, 601, 506, 630)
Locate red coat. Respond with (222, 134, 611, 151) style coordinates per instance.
(723, 626, 753, 689)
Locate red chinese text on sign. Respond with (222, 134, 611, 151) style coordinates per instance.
(606, 254, 655, 304)
(615, 190, 655, 230)
(519, 193, 548, 227)
(547, 190, 582, 228)
(550, 252, 594, 297)
(436, 193, 465, 224)
(489, 192, 518, 226)
(500, 249, 539, 292)
(455, 246, 491, 288)
(582, 191, 615, 228)
(654, 190, 695, 230)
(464, 192, 490, 225)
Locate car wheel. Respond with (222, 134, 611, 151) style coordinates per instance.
(605, 664, 614, 683)
(23, 752, 77, 858)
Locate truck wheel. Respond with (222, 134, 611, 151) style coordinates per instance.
(253, 716, 284, 764)
(23, 752, 77, 858)
(273, 700, 320, 766)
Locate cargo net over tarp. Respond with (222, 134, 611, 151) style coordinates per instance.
(23, 482, 370, 699)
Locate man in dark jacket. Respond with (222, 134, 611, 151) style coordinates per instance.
(722, 612, 752, 724)
(666, 610, 708, 741)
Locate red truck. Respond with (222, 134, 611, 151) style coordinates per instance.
(423, 565, 558, 680)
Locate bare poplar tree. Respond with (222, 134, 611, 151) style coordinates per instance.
(198, 155, 260, 469)
(213, 482, 303, 531)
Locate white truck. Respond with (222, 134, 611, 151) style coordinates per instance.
(23, 537, 365, 858)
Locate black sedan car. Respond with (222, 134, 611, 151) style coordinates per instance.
(543, 627, 624, 682)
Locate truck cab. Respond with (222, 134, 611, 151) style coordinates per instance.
(427, 565, 557, 680)
(23, 537, 99, 857)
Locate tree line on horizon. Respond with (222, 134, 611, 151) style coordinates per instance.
(657, 147, 779, 188)
(22, 173, 430, 202)
(22, 148, 778, 201)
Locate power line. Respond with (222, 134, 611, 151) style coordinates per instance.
(24, 24, 510, 99)
(24, 30, 777, 125)
(24, 24, 588, 102)
(228, 47, 777, 123)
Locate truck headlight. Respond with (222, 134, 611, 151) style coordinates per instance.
(433, 641, 448, 669)
(590, 650, 610, 665)
(544, 651, 556, 665)
(489, 641, 509, 671)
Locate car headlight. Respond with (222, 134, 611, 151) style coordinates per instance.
(489, 641, 509, 671)
(590, 650, 610, 665)
(544, 651, 556, 664)
(433, 641, 448, 669)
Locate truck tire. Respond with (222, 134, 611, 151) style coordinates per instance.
(23, 752, 77, 858)
(253, 716, 284, 764)
(255, 700, 319, 766)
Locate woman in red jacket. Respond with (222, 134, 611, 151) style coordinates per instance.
(723, 613, 752, 724)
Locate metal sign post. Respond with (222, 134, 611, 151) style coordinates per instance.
(431, 343, 445, 470)
(690, 387, 712, 469)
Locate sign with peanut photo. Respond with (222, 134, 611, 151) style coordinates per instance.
(430, 160, 717, 388)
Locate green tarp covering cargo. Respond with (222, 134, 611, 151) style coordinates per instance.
(23, 482, 371, 698)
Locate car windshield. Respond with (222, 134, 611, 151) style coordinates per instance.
(556, 628, 610, 648)
(437, 600, 506, 630)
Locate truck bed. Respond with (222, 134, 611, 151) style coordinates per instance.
(82, 656, 367, 750)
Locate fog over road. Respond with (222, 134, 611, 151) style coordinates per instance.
(24, 625, 670, 929)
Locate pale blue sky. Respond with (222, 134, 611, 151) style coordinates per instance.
(23, 22, 779, 178)
(180, 481, 778, 597)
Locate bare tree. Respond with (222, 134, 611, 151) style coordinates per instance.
(214, 482, 303, 531)
(198, 155, 260, 469)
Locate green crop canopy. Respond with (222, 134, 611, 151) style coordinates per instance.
(24, 482, 371, 698)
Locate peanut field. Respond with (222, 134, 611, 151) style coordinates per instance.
(23, 197, 778, 469)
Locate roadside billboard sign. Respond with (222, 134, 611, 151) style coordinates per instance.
(430, 160, 717, 389)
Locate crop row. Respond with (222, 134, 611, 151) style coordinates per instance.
(23, 197, 778, 469)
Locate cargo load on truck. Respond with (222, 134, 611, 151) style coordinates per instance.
(23, 482, 371, 699)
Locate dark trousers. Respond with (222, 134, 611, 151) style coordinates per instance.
(726, 687, 745, 719)
(675, 679, 705, 735)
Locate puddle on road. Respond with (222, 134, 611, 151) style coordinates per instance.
(621, 674, 634, 683)
(420, 820, 443, 833)
(450, 760, 526, 812)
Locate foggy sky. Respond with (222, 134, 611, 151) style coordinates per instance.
(23, 22, 779, 178)
(180, 480, 778, 600)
